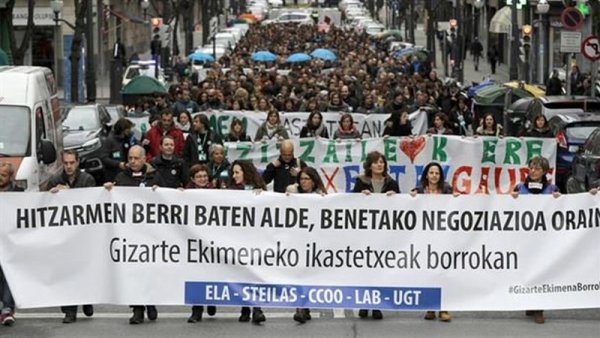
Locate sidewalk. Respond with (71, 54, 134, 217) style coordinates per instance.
(413, 24, 510, 85)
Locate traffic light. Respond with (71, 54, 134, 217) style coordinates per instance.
(519, 25, 532, 63)
(149, 17, 171, 49)
(150, 17, 162, 41)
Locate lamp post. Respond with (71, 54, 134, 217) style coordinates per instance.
(473, 0, 485, 39)
(536, 0, 549, 85)
(50, 0, 96, 102)
(509, 0, 519, 80)
(141, 0, 150, 22)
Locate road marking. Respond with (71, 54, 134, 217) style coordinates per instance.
(333, 309, 345, 318)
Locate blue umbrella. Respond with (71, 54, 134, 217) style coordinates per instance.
(467, 79, 496, 98)
(286, 53, 312, 63)
(310, 48, 336, 61)
(251, 51, 277, 62)
(188, 52, 215, 62)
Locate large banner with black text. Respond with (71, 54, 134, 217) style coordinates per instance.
(0, 188, 598, 310)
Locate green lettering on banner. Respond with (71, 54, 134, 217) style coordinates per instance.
(503, 139, 521, 165)
(260, 143, 269, 163)
(208, 115, 219, 133)
(482, 139, 498, 164)
(323, 140, 339, 163)
(345, 142, 353, 162)
(217, 115, 231, 136)
(360, 140, 368, 162)
(433, 136, 448, 162)
(236, 143, 252, 160)
(526, 140, 543, 162)
(384, 138, 396, 161)
(299, 139, 315, 163)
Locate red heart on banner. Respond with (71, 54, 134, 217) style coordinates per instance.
(399, 136, 426, 163)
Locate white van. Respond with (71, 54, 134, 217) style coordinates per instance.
(0, 66, 62, 191)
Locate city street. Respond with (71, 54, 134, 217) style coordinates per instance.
(3, 306, 599, 337)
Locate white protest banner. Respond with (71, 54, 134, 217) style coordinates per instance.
(225, 136, 557, 194)
(0, 188, 598, 310)
(199, 110, 428, 139)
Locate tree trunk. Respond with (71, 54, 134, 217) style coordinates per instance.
(0, 0, 35, 65)
(71, 1, 88, 103)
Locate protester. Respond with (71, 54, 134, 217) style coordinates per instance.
(526, 115, 553, 138)
(333, 113, 361, 140)
(427, 112, 454, 135)
(101, 118, 137, 183)
(227, 160, 266, 324)
(183, 114, 223, 166)
(47, 150, 96, 323)
(410, 161, 454, 322)
(255, 109, 289, 141)
(299, 111, 329, 138)
(285, 166, 326, 324)
(151, 136, 189, 188)
(352, 151, 399, 320)
(383, 111, 412, 137)
(475, 113, 503, 137)
(172, 88, 200, 117)
(449, 97, 473, 136)
(176, 110, 193, 137)
(143, 111, 185, 161)
(510, 156, 561, 324)
(0, 162, 21, 326)
(224, 118, 252, 142)
(104, 145, 163, 325)
(207, 144, 231, 188)
(262, 140, 307, 193)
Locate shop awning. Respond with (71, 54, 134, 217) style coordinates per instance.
(489, 6, 512, 34)
(109, 8, 145, 24)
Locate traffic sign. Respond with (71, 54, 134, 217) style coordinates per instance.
(581, 35, 600, 61)
(560, 7, 584, 31)
(561, 31, 582, 53)
(209, 17, 218, 38)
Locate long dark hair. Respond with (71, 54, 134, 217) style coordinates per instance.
(306, 111, 323, 129)
(420, 162, 445, 192)
(296, 167, 326, 193)
(363, 151, 389, 178)
(228, 160, 266, 190)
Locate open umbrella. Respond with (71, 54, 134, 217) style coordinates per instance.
(310, 48, 336, 61)
(377, 29, 403, 39)
(504, 81, 546, 97)
(474, 84, 532, 105)
(286, 53, 312, 63)
(251, 51, 277, 62)
(467, 79, 496, 98)
(188, 52, 214, 63)
(239, 13, 258, 22)
(121, 75, 167, 95)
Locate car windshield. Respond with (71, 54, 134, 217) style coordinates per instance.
(545, 101, 600, 111)
(566, 124, 600, 140)
(63, 107, 101, 131)
(0, 106, 31, 156)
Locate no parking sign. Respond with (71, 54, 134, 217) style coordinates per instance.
(581, 35, 600, 61)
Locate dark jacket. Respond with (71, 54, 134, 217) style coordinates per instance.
(255, 123, 289, 141)
(48, 171, 96, 189)
(224, 133, 251, 142)
(352, 175, 400, 194)
(526, 128, 553, 138)
(300, 124, 329, 138)
(151, 155, 188, 188)
(1, 183, 24, 192)
(183, 130, 223, 166)
(101, 132, 137, 183)
(262, 156, 307, 193)
(208, 159, 231, 187)
(114, 163, 164, 187)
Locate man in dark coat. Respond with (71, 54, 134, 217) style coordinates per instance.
(48, 150, 96, 323)
(104, 145, 163, 324)
(545, 69, 563, 95)
(262, 140, 307, 193)
(151, 135, 188, 188)
(101, 118, 137, 183)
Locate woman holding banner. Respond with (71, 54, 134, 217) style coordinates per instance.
(510, 155, 559, 324)
(353, 151, 400, 320)
(255, 109, 289, 142)
(410, 161, 454, 322)
(300, 111, 329, 139)
(333, 113, 361, 140)
(286, 167, 327, 323)
(186, 164, 218, 323)
(227, 160, 267, 324)
(224, 118, 252, 142)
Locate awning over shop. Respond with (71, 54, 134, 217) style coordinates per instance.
(489, 6, 512, 34)
(108, 8, 145, 24)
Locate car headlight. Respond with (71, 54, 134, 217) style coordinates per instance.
(82, 138, 102, 152)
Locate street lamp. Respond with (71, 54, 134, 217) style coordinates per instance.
(50, 0, 96, 102)
(536, 0, 550, 85)
(141, 0, 150, 22)
(473, 0, 485, 39)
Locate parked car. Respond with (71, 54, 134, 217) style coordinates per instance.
(566, 127, 600, 193)
(263, 12, 314, 25)
(105, 104, 126, 126)
(62, 104, 112, 183)
(503, 97, 534, 136)
(547, 113, 600, 191)
(524, 96, 600, 130)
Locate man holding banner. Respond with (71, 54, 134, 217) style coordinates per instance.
(262, 140, 307, 193)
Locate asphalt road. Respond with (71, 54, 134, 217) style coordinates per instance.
(1, 306, 598, 338)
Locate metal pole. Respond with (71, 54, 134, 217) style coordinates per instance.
(537, 13, 545, 85)
(565, 53, 571, 95)
(85, 0, 96, 102)
(457, 0, 464, 83)
(509, 1, 519, 81)
(592, 62, 598, 98)
(443, 31, 448, 77)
